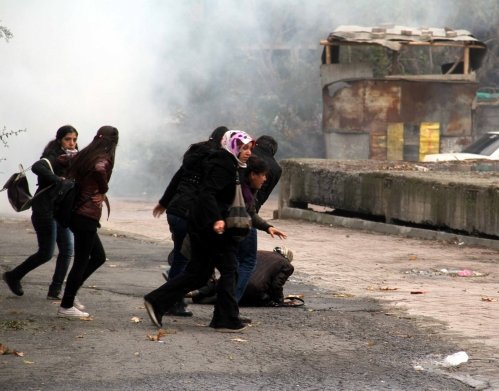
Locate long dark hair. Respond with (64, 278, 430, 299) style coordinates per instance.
(183, 125, 227, 159)
(67, 126, 119, 179)
(41, 125, 78, 157)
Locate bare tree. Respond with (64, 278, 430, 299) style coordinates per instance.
(0, 23, 25, 162)
(0, 23, 13, 42)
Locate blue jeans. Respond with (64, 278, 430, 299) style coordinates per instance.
(235, 227, 257, 302)
(167, 213, 190, 280)
(10, 214, 73, 291)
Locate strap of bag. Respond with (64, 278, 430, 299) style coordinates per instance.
(41, 157, 54, 173)
(33, 158, 57, 197)
(280, 296, 305, 307)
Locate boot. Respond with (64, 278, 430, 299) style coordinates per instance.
(165, 299, 193, 317)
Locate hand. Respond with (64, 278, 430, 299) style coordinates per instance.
(91, 193, 105, 206)
(213, 220, 225, 235)
(153, 204, 166, 218)
(267, 226, 287, 239)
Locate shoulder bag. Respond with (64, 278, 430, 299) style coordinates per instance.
(225, 171, 251, 242)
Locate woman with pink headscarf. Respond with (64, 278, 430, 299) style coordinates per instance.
(144, 130, 254, 332)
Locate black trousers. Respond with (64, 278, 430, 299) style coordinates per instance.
(61, 214, 106, 309)
(145, 231, 241, 327)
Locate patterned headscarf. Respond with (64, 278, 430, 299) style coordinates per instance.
(221, 130, 254, 168)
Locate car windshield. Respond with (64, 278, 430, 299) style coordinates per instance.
(462, 133, 499, 156)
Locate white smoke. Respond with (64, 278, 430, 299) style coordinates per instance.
(0, 0, 464, 213)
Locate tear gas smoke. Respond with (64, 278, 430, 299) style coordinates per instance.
(0, 0, 495, 214)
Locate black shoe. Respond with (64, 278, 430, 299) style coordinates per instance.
(209, 319, 246, 333)
(47, 288, 61, 300)
(239, 315, 252, 324)
(213, 324, 247, 333)
(144, 299, 163, 328)
(3, 272, 24, 296)
(165, 300, 193, 317)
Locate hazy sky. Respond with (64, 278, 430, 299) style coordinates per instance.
(0, 0, 466, 211)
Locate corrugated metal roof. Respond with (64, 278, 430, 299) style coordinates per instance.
(326, 25, 486, 51)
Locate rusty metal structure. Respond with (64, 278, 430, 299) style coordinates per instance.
(320, 25, 488, 161)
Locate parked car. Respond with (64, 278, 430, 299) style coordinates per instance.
(423, 132, 499, 162)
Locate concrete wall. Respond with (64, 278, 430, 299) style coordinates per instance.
(278, 159, 499, 237)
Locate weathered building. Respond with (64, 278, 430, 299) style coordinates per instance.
(320, 25, 488, 161)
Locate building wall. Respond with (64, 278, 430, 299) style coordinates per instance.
(321, 64, 479, 160)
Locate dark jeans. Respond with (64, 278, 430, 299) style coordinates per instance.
(61, 215, 106, 308)
(235, 227, 257, 302)
(145, 230, 241, 327)
(10, 213, 73, 291)
(166, 213, 189, 279)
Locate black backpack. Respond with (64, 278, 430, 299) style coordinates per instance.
(1, 166, 33, 212)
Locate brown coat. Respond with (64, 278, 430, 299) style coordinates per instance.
(239, 250, 294, 306)
(74, 157, 112, 222)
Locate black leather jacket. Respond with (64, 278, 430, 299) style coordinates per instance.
(31, 148, 67, 217)
(159, 142, 216, 219)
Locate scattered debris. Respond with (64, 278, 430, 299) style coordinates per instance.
(231, 338, 248, 343)
(146, 328, 176, 341)
(414, 165, 429, 172)
(404, 268, 487, 277)
(130, 316, 142, 323)
(442, 351, 469, 367)
(0, 343, 24, 357)
(0, 319, 31, 331)
(367, 286, 398, 291)
(481, 296, 497, 302)
(332, 293, 355, 298)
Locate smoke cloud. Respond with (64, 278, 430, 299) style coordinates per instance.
(0, 0, 491, 213)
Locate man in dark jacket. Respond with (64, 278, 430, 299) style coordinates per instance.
(235, 135, 283, 303)
(251, 135, 282, 212)
(152, 126, 227, 316)
(239, 247, 294, 307)
(191, 247, 294, 307)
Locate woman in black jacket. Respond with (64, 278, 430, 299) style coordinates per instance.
(3, 125, 79, 300)
(145, 130, 254, 332)
(151, 126, 227, 316)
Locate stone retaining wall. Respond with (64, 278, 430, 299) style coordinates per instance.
(278, 159, 499, 237)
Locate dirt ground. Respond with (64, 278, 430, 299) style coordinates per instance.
(0, 198, 498, 390)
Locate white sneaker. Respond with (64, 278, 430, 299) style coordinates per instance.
(57, 306, 89, 318)
(74, 297, 85, 311)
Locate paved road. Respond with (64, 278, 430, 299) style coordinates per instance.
(0, 198, 498, 390)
